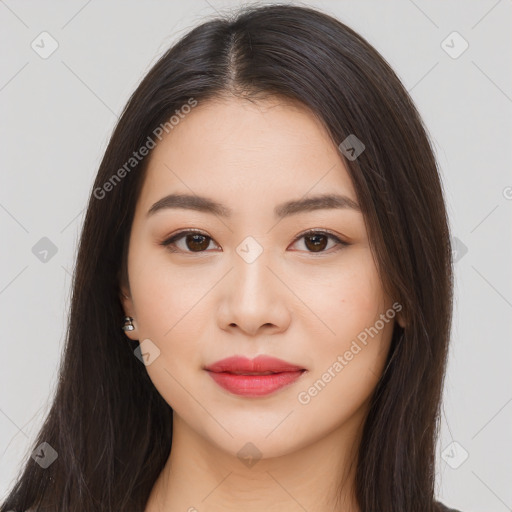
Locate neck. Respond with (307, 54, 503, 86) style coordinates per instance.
(145, 409, 365, 512)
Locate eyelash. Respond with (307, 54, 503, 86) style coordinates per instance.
(160, 229, 349, 255)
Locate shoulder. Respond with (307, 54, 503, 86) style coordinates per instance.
(436, 501, 463, 512)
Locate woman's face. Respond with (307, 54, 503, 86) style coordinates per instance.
(121, 96, 403, 459)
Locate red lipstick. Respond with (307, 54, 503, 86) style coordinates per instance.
(204, 355, 306, 397)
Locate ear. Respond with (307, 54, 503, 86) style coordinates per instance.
(119, 285, 138, 341)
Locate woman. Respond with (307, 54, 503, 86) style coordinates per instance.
(1, 4, 459, 511)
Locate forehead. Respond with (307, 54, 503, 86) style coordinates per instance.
(137, 96, 357, 213)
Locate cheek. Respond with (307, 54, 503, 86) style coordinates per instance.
(291, 248, 388, 340)
(293, 282, 394, 440)
(127, 253, 210, 411)
(128, 244, 214, 338)
(293, 249, 393, 394)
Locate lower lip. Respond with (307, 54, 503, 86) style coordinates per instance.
(206, 370, 305, 397)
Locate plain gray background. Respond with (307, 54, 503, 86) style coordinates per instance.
(1, 1, 511, 510)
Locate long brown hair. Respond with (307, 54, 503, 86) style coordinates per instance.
(1, 4, 453, 511)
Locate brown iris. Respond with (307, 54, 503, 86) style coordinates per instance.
(185, 233, 210, 252)
(303, 233, 328, 252)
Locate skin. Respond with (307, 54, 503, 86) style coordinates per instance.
(120, 95, 405, 512)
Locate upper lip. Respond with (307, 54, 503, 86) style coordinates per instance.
(205, 355, 305, 374)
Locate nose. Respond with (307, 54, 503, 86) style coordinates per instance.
(216, 245, 292, 337)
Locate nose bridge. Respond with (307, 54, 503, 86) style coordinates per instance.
(232, 235, 274, 298)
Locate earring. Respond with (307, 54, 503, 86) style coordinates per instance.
(122, 316, 135, 332)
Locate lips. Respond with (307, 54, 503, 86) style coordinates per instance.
(205, 355, 304, 374)
(204, 355, 306, 397)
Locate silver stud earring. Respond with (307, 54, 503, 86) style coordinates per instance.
(122, 316, 135, 331)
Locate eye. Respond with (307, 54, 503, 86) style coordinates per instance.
(161, 229, 219, 253)
(160, 229, 349, 254)
(289, 229, 349, 254)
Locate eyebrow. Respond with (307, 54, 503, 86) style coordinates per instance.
(146, 192, 360, 219)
